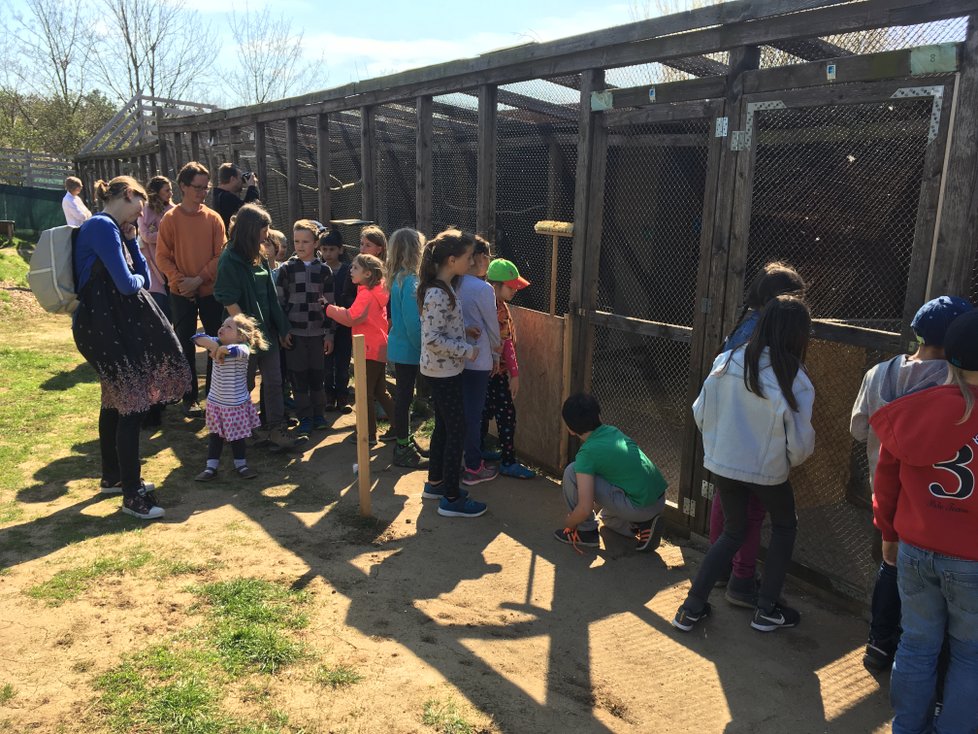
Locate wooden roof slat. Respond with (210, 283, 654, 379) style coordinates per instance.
(662, 55, 730, 76)
(768, 37, 851, 60)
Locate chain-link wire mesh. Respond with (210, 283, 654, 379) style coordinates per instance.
(597, 117, 711, 326)
(589, 327, 692, 506)
(329, 110, 363, 229)
(762, 17, 969, 68)
(261, 120, 290, 232)
(736, 96, 937, 598)
(431, 94, 478, 234)
(375, 103, 417, 234)
(296, 116, 320, 221)
(746, 97, 933, 332)
(494, 79, 579, 315)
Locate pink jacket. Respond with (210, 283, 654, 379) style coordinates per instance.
(326, 281, 390, 362)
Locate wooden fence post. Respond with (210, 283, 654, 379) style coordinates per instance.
(317, 113, 331, 224)
(361, 106, 376, 220)
(286, 116, 300, 230)
(416, 96, 433, 235)
(476, 85, 497, 240)
(352, 334, 372, 516)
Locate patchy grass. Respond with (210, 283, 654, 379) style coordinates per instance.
(315, 664, 363, 689)
(0, 683, 16, 705)
(0, 239, 30, 288)
(26, 551, 153, 605)
(422, 698, 478, 734)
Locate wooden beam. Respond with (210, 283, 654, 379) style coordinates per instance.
(161, 0, 976, 134)
(930, 17, 978, 297)
(286, 117, 300, 228)
(463, 87, 577, 121)
(743, 43, 960, 94)
(190, 131, 201, 162)
(416, 96, 433, 236)
(476, 85, 497, 239)
(360, 106, 376, 221)
(254, 122, 267, 196)
(317, 113, 331, 223)
(599, 76, 727, 110)
(230, 126, 241, 166)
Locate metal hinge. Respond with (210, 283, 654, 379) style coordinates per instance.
(682, 498, 696, 517)
(730, 130, 749, 151)
(701, 480, 715, 500)
(700, 297, 712, 314)
(714, 117, 728, 137)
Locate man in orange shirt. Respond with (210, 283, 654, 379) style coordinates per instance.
(157, 161, 226, 416)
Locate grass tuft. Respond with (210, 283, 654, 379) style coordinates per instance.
(26, 551, 153, 605)
(0, 683, 16, 705)
(422, 698, 476, 734)
(315, 664, 363, 689)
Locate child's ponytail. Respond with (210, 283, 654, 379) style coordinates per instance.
(744, 295, 811, 411)
(232, 313, 269, 352)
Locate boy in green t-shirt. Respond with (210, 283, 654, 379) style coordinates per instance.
(554, 393, 668, 552)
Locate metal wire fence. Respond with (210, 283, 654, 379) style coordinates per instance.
(375, 103, 417, 234)
(493, 79, 579, 315)
(431, 94, 478, 234)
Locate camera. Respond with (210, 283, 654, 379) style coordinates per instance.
(241, 171, 253, 183)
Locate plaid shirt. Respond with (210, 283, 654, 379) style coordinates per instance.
(275, 256, 335, 337)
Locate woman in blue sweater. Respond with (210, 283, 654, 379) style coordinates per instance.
(386, 228, 428, 468)
(72, 176, 189, 520)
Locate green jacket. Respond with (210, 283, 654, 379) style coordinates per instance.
(213, 247, 289, 346)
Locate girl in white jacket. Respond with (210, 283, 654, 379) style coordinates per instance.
(673, 295, 815, 634)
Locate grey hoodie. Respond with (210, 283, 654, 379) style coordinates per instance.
(849, 355, 948, 488)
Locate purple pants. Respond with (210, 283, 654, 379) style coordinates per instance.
(709, 487, 767, 580)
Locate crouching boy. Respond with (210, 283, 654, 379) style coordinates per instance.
(554, 393, 667, 552)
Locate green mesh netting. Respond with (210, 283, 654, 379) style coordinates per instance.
(0, 184, 69, 234)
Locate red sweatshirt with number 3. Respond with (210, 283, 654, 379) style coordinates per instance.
(870, 384, 978, 562)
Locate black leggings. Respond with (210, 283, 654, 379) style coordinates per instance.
(427, 373, 466, 499)
(207, 433, 247, 462)
(393, 363, 419, 441)
(99, 408, 145, 496)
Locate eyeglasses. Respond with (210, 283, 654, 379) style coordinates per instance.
(188, 183, 211, 192)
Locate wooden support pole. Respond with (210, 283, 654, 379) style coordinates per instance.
(416, 96, 433, 235)
(190, 130, 201, 163)
(930, 16, 978, 298)
(476, 85, 497, 240)
(207, 128, 219, 185)
(254, 122, 267, 194)
(549, 235, 559, 316)
(317, 113, 332, 224)
(286, 116, 300, 228)
(230, 126, 241, 166)
(360, 106, 376, 220)
(559, 314, 573, 468)
(352, 334, 372, 517)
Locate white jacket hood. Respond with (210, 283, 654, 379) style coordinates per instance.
(693, 347, 815, 486)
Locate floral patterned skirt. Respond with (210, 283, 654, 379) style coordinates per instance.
(206, 401, 261, 442)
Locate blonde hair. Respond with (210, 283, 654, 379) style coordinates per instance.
(230, 313, 269, 351)
(353, 253, 384, 289)
(94, 176, 148, 204)
(385, 228, 425, 291)
(950, 365, 976, 424)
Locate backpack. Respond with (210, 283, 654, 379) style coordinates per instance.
(28, 225, 80, 314)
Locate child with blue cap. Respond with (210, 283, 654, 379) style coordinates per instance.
(851, 294, 973, 671)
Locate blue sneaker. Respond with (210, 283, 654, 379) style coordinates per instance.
(437, 495, 487, 518)
(297, 417, 312, 436)
(421, 482, 468, 500)
(500, 462, 535, 479)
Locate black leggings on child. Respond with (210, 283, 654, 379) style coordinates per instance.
(427, 373, 465, 499)
(207, 433, 247, 462)
(481, 372, 516, 464)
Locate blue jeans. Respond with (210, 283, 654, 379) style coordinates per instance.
(891, 542, 978, 734)
(461, 369, 491, 471)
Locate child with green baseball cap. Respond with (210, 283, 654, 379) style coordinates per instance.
(481, 259, 536, 478)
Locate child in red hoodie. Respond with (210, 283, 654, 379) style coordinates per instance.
(870, 309, 978, 734)
(325, 253, 394, 445)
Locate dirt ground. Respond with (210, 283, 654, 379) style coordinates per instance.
(0, 323, 894, 733)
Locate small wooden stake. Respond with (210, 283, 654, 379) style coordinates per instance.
(352, 334, 372, 516)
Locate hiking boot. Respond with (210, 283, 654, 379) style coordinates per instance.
(421, 482, 468, 500)
(499, 461, 535, 479)
(633, 515, 663, 553)
(234, 465, 258, 480)
(122, 494, 165, 520)
(312, 415, 329, 430)
(393, 442, 429, 469)
(725, 575, 759, 609)
(553, 527, 600, 548)
(462, 461, 498, 486)
(672, 603, 712, 632)
(863, 641, 895, 671)
(411, 437, 430, 458)
(751, 603, 801, 632)
(437, 495, 488, 518)
(195, 468, 218, 482)
(268, 425, 304, 452)
(297, 417, 313, 437)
